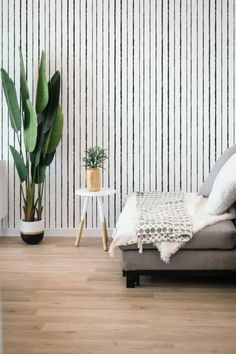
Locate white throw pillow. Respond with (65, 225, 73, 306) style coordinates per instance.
(205, 153, 236, 215)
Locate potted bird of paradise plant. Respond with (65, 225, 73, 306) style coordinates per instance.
(1, 50, 63, 244)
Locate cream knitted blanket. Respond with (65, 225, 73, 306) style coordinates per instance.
(136, 191, 193, 253)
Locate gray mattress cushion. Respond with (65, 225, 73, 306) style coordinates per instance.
(122, 249, 236, 271)
(120, 220, 236, 251)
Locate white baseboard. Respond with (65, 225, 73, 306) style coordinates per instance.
(0, 228, 113, 237)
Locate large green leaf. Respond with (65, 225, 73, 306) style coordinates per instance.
(19, 49, 29, 109)
(37, 110, 45, 124)
(1, 68, 21, 132)
(36, 51, 49, 114)
(9, 145, 27, 182)
(30, 124, 44, 167)
(24, 99, 37, 152)
(43, 71, 61, 133)
(33, 164, 46, 184)
(41, 130, 51, 158)
(47, 105, 63, 153)
(44, 152, 55, 166)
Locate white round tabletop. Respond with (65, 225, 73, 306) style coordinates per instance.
(75, 188, 116, 197)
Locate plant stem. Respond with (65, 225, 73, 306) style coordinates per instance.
(20, 184, 26, 203)
(36, 182, 44, 220)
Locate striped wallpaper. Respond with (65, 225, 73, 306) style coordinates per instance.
(0, 0, 236, 233)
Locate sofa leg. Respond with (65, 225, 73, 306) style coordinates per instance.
(232, 271, 236, 283)
(126, 271, 140, 288)
(126, 272, 136, 288)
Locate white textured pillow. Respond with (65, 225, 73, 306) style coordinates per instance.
(205, 153, 236, 215)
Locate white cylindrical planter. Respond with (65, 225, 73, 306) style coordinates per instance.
(20, 219, 44, 244)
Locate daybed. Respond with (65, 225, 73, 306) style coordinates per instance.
(121, 219, 236, 287)
(110, 145, 236, 288)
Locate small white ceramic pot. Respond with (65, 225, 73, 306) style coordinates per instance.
(20, 219, 44, 244)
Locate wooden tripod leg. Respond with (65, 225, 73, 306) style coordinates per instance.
(101, 220, 108, 251)
(74, 220, 85, 247)
(74, 197, 88, 247)
(97, 196, 108, 251)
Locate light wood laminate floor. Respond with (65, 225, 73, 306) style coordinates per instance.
(0, 237, 236, 354)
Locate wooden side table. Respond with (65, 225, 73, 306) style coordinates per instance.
(74, 188, 116, 251)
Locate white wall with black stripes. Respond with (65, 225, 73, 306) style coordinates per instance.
(0, 0, 236, 234)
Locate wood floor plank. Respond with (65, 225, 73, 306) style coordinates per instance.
(0, 237, 236, 354)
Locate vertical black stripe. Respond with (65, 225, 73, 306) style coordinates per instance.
(227, 0, 229, 146)
(102, 0, 104, 185)
(186, 0, 188, 189)
(19, 0, 22, 220)
(113, 0, 116, 220)
(173, 0, 176, 190)
(0, 0, 3, 228)
(132, 0, 134, 191)
(108, 0, 110, 227)
(66, 0, 69, 227)
(196, 3, 199, 190)
(96, 0, 99, 228)
(102, 0, 104, 226)
(95, 0, 98, 226)
(43, 0, 47, 224)
(120, 0, 122, 207)
(215, 0, 217, 160)
(190, 0, 192, 189)
(96, 0, 98, 147)
(1, 0, 3, 162)
(143, 0, 145, 191)
(55, 0, 57, 228)
(91, 0, 94, 143)
(234, 0, 236, 143)
(91, 0, 94, 228)
(7, 0, 9, 227)
(167, 0, 170, 190)
(32, 0, 34, 99)
(38, 0, 40, 60)
(126, 1, 128, 194)
(13, 0, 16, 227)
(26, 0, 28, 69)
(221, 0, 223, 152)
(202, 0, 205, 179)
(149, 0, 151, 190)
(60, 0, 63, 227)
(48, 0, 51, 228)
(85, 0, 88, 150)
(161, 0, 163, 191)
(139, 0, 141, 191)
(154, 0, 157, 191)
(73, 0, 75, 227)
(79, 0, 82, 225)
(179, 0, 182, 190)
(85, 0, 88, 227)
(208, 0, 211, 170)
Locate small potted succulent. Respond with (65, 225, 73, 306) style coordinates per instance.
(1, 50, 63, 244)
(82, 147, 108, 191)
